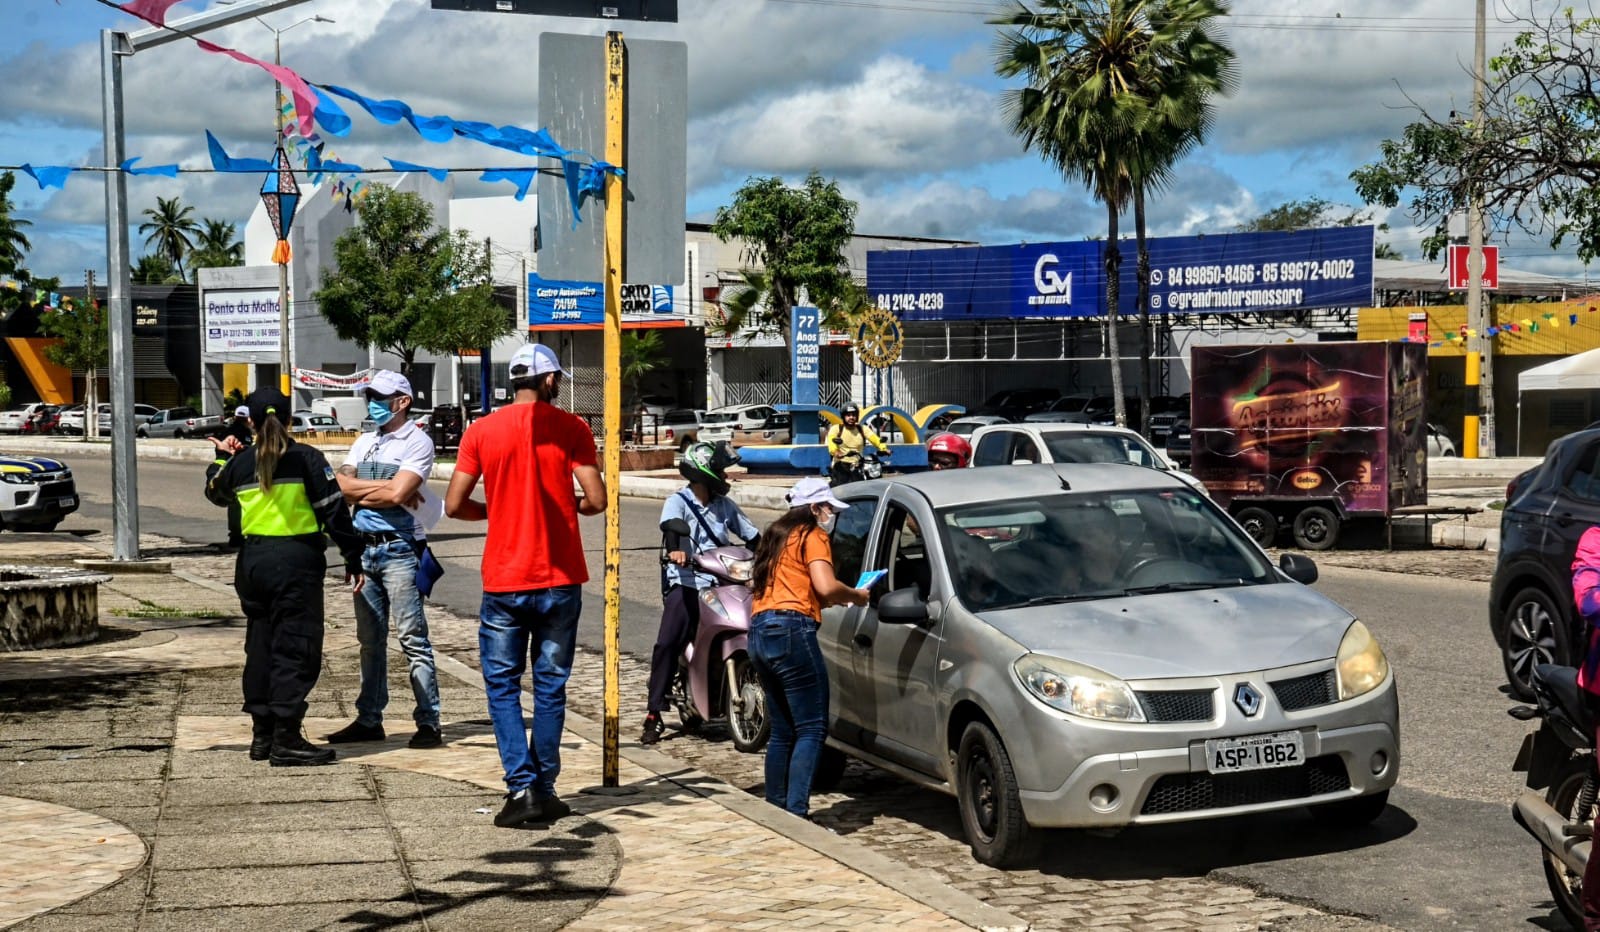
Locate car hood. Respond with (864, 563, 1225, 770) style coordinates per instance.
(976, 581, 1355, 679)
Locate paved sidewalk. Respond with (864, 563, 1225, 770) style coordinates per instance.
(0, 535, 1019, 931)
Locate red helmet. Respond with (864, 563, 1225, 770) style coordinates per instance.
(926, 432, 971, 470)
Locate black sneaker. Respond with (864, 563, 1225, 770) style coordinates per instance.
(324, 720, 386, 744)
(638, 713, 664, 745)
(536, 794, 572, 822)
(408, 725, 443, 749)
(494, 789, 541, 828)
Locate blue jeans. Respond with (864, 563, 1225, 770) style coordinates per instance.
(353, 539, 440, 729)
(479, 586, 582, 796)
(748, 609, 830, 817)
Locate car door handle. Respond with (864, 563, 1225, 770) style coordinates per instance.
(853, 634, 873, 649)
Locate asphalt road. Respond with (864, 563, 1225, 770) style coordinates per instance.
(59, 455, 1563, 930)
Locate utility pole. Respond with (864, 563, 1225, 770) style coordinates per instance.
(600, 30, 626, 789)
(85, 268, 98, 441)
(1465, 0, 1495, 457)
(274, 29, 291, 398)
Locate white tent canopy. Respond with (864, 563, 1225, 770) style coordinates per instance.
(1520, 348, 1600, 392)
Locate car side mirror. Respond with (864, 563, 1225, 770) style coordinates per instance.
(877, 587, 929, 624)
(1279, 553, 1318, 585)
(660, 518, 692, 537)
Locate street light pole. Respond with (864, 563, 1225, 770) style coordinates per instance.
(275, 28, 290, 397)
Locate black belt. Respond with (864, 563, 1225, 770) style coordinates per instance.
(241, 533, 324, 547)
(360, 531, 409, 545)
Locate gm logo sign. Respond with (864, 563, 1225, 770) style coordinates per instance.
(1030, 254, 1072, 307)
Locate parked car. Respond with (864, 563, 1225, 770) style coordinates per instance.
(709, 404, 778, 431)
(0, 404, 49, 434)
(976, 388, 1061, 421)
(1428, 423, 1458, 457)
(1166, 417, 1193, 467)
(53, 404, 87, 435)
(733, 412, 791, 446)
(969, 422, 1206, 495)
(290, 411, 341, 435)
(660, 409, 734, 450)
(817, 464, 1397, 866)
(96, 403, 160, 434)
(1146, 395, 1190, 446)
(1022, 394, 1096, 424)
(0, 454, 78, 531)
(1491, 428, 1600, 699)
(139, 406, 222, 439)
(427, 404, 469, 453)
(944, 415, 1010, 438)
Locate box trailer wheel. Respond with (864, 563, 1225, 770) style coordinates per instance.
(1291, 505, 1342, 551)
(1233, 506, 1279, 548)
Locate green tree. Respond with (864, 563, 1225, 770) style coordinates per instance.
(317, 189, 511, 379)
(0, 172, 31, 279)
(138, 196, 201, 280)
(37, 292, 109, 439)
(188, 218, 244, 275)
(1238, 198, 1404, 258)
(621, 330, 666, 404)
(710, 172, 859, 341)
(1350, 6, 1600, 260)
(132, 253, 181, 285)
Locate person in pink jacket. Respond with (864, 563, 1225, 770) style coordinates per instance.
(1571, 525, 1600, 929)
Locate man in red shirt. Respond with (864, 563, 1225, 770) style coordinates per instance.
(446, 343, 607, 828)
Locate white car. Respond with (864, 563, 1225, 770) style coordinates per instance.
(0, 404, 50, 434)
(943, 415, 1010, 438)
(1427, 423, 1457, 457)
(970, 422, 1208, 495)
(96, 404, 160, 434)
(708, 403, 778, 432)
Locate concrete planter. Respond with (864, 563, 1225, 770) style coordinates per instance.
(621, 448, 677, 471)
(0, 565, 113, 651)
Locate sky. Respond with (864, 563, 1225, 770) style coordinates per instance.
(0, 0, 1590, 286)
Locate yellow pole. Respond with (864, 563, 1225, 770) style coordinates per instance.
(1464, 347, 1481, 459)
(601, 30, 626, 788)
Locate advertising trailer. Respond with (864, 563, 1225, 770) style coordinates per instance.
(1188, 342, 1427, 551)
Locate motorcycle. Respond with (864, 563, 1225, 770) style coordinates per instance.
(660, 517, 769, 753)
(829, 449, 886, 487)
(1510, 663, 1596, 928)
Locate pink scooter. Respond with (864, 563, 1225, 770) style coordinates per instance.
(661, 518, 769, 752)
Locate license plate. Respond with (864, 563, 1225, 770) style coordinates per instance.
(58, 496, 76, 508)
(1204, 730, 1304, 774)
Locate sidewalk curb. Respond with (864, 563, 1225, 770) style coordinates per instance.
(430, 651, 1029, 932)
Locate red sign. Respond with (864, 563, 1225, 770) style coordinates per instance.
(1447, 244, 1499, 290)
(1407, 312, 1429, 343)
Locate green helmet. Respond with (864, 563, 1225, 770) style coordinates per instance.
(679, 441, 740, 497)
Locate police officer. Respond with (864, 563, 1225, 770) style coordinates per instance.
(205, 387, 365, 767)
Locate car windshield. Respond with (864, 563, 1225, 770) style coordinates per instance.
(1042, 433, 1162, 468)
(702, 413, 738, 425)
(937, 488, 1274, 612)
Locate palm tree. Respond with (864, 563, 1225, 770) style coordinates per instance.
(0, 171, 33, 278)
(994, 0, 1151, 427)
(132, 253, 179, 285)
(188, 218, 245, 275)
(138, 196, 201, 280)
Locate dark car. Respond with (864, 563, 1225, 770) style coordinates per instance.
(977, 388, 1061, 421)
(1165, 416, 1192, 467)
(1491, 428, 1600, 699)
(1147, 394, 1190, 445)
(428, 405, 469, 453)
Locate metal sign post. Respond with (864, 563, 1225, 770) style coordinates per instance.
(599, 29, 627, 789)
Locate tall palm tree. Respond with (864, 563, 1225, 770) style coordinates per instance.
(188, 218, 245, 276)
(0, 171, 33, 278)
(1127, 0, 1235, 435)
(132, 253, 179, 285)
(994, 0, 1152, 427)
(138, 196, 201, 280)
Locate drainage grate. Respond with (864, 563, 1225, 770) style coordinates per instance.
(1271, 670, 1338, 711)
(1139, 755, 1351, 815)
(1137, 689, 1215, 723)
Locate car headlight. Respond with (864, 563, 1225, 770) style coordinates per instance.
(1013, 655, 1146, 722)
(1336, 620, 1389, 700)
(0, 472, 31, 485)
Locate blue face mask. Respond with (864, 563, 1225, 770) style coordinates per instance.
(367, 399, 395, 428)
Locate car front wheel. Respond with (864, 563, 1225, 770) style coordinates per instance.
(956, 721, 1035, 868)
(1502, 586, 1569, 701)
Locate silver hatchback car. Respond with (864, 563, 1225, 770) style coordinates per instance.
(818, 464, 1399, 866)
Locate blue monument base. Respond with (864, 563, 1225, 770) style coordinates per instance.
(736, 444, 929, 474)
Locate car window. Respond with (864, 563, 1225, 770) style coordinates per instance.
(1043, 433, 1160, 467)
(1565, 442, 1600, 501)
(1011, 435, 1041, 464)
(877, 505, 932, 600)
(973, 431, 1012, 467)
(831, 496, 879, 587)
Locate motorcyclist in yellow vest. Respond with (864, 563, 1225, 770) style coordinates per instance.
(825, 404, 889, 486)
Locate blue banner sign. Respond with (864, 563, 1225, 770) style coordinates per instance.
(527, 273, 676, 328)
(791, 306, 821, 408)
(867, 226, 1374, 321)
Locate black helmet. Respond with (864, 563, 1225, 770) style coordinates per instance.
(679, 441, 740, 497)
(842, 404, 860, 418)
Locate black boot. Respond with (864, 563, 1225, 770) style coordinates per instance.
(249, 714, 274, 761)
(270, 718, 337, 767)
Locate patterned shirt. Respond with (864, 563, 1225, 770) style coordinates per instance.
(343, 419, 434, 539)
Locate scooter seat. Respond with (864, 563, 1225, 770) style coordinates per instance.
(1534, 663, 1596, 741)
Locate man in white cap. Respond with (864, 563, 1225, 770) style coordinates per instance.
(446, 342, 608, 828)
(325, 369, 443, 749)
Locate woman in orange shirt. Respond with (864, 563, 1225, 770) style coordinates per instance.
(748, 477, 870, 818)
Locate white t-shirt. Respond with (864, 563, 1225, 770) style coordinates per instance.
(344, 418, 435, 539)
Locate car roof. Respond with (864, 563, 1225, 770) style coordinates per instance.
(973, 422, 1147, 441)
(842, 463, 1187, 509)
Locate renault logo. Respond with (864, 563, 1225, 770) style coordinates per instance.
(1233, 683, 1263, 716)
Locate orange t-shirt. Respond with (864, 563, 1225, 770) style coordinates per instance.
(754, 527, 833, 621)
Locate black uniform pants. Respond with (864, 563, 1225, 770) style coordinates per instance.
(646, 585, 700, 714)
(234, 537, 327, 722)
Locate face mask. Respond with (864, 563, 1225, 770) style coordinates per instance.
(367, 399, 395, 428)
(816, 510, 837, 534)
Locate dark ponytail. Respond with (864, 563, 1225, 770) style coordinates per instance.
(254, 413, 292, 491)
(751, 505, 819, 595)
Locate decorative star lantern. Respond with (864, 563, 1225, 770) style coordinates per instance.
(259, 146, 301, 266)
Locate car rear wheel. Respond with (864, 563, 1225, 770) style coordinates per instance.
(956, 721, 1035, 868)
(1291, 506, 1341, 551)
(1502, 587, 1569, 701)
(1234, 506, 1278, 548)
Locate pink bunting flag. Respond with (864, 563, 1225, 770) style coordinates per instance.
(196, 41, 317, 136)
(119, 0, 187, 24)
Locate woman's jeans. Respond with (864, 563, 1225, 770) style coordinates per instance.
(748, 609, 829, 817)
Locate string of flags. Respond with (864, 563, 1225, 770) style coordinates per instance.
(1399, 307, 1598, 347)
